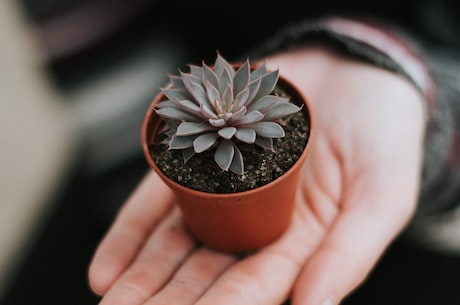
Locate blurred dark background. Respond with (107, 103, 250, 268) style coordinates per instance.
(1, 0, 460, 304)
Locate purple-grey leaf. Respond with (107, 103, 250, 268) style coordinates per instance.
(229, 144, 244, 175)
(263, 103, 302, 121)
(214, 140, 234, 171)
(169, 75, 187, 92)
(251, 69, 279, 103)
(193, 133, 219, 153)
(200, 104, 218, 119)
(248, 96, 288, 112)
(180, 71, 201, 93)
(169, 134, 196, 149)
(156, 107, 199, 122)
(156, 100, 181, 109)
(246, 78, 261, 104)
(178, 99, 202, 116)
(202, 63, 219, 88)
(222, 84, 234, 110)
(205, 81, 221, 109)
(215, 53, 235, 78)
(234, 87, 250, 109)
(164, 129, 176, 137)
(233, 59, 250, 95)
(162, 88, 191, 102)
(227, 106, 247, 124)
(177, 122, 214, 136)
(249, 64, 267, 81)
(182, 147, 195, 162)
(218, 69, 233, 97)
(189, 65, 203, 79)
(190, 82, 209, 106)
(255, 136, 274, 151)
(218, 127, 236, 139)
(235, 128, 256, 144)
(235, 111, 264, 125)
(209, 118, 226, 127)
(252, 122, 285, 138)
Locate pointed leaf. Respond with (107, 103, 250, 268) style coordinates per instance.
(165, 120, 179, 130)
(252, 122, 285, 138)
(193, 133, 219, 153)
(235, 111, 264, 125)
(180, 71, 201, 94)
(255, 136, 274, 151)
(162, 88, 191, 102)
(178, 99, 202, 116)
(161, 137, 171, 145)
(218, 69, 233, 96)
(263, 102, 302, 120)
(246, 78, 261, 105)
(228, 106, 247, 124)
(215, 53, 235, 78)
(229, 144, 244, 175)
(200, 104, 218, 119)
(169, 134, 196, 149)
(209, 118, 226, 127)
(203, 63, 219, 88)
(250, 70, 279, 104)
(222, 84, 234, 110)
(214, 140, 234, 171)
(156, 107, 199, 122)
(235, 128, 256, 144)
(218, 112, 232, 121)
(182, 147, 195, 162)
(156, 100, 181, 110)
(169, 75, 188, 92)
(189, 65, 203, 79)
(190, 82, 209, 106)
(205, 81, 221, 110)
(235, 87, 250, 108)
(233, 59, 250, 95)
(164, 129, 176, 137)
(218, 127, 236, 139)
(249, 64, 267, 81)
(177, 122, 214, 136)
(248, 96, 287, 112)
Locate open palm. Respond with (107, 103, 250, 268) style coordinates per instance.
(89, 48, 426, 305)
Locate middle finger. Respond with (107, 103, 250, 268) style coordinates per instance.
(99, 207, 196, 305)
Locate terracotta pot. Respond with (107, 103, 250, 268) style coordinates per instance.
(141, 70, 314, 254)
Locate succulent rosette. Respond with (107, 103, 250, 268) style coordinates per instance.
(155, 53, 302, 175)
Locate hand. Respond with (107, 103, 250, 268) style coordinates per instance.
(88, 47, 426, 305)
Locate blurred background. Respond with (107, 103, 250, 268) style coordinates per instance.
(1, 0, 460, 304)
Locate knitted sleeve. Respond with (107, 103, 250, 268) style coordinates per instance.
(247, 15, 460, 253)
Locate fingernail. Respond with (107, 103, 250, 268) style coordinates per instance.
(321, 297, 335, 305)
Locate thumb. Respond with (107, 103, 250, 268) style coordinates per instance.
(291, 172, 419, 305)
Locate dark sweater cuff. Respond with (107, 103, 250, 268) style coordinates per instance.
(248, 16, 436, 116)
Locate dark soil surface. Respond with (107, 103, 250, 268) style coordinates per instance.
(151, 111, 310, 193)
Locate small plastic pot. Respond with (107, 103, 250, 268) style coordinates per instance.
(141, 71, 314, 254)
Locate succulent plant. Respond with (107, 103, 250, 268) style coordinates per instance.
(155, 53, 302, 175)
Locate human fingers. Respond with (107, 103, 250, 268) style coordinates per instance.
(88, 170, 175, 295)
(143, 248, 236, 305)
(98, 207, 196, 305)
(192, 202, 324, 305)
(291, 169, 420, 305)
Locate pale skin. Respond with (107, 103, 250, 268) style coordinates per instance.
(88, 46, 426, 305)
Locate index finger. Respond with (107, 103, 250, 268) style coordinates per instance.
(88, 170, 175, 295)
